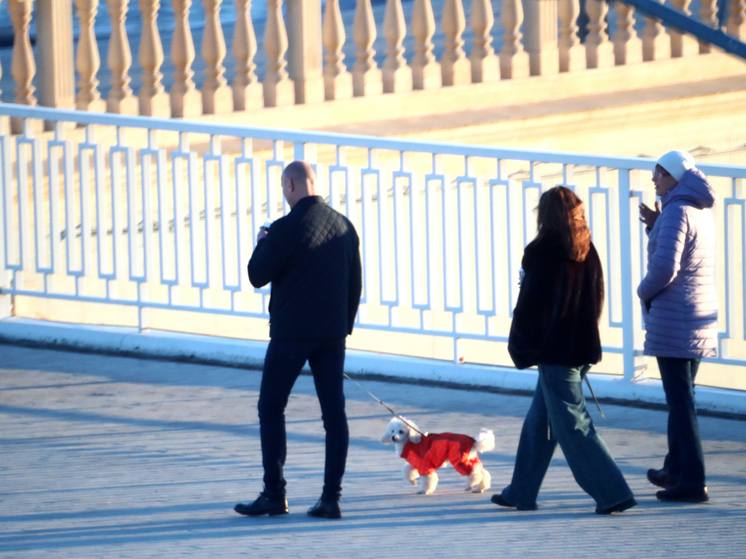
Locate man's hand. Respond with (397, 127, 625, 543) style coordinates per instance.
(257, 227, 268, 242)
(639, 201, 660, 229)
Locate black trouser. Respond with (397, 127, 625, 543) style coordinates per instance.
(657, 356, 706, 488)
(258, 337, 348, 502)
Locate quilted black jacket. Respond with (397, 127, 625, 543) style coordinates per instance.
(248, 196, 362, 340)
(508, 232, 604, 369)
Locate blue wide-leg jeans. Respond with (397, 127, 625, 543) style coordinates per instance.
(258, 337, 348, 502)
(501, 364, 634, 511)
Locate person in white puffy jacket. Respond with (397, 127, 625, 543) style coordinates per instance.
(638, 150, 718, 505)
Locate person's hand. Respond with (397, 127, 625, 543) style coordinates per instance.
(639, 201, 660, 229)
(256, 227, 268, 242)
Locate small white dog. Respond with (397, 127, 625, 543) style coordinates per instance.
(381, 416, 495, 495)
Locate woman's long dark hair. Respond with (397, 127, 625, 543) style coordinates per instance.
(536, 186, 591, 262)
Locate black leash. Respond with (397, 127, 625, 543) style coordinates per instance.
(343, 373, 427, 436)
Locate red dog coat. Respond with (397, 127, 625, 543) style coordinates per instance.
(401, 432, 480, 476)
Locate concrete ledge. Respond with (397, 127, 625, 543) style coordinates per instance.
(1, 317, 744, 417)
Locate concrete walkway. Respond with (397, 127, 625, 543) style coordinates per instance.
(1, 344, 745, 558)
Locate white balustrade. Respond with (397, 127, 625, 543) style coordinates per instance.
(470, 0, 499, 82)
(201, 0, 233, 113)
(499, 0, 530, 78)
(138, 0, 170, 116)
(522, 0, 560, 75)
(352, 0, 383, 96)
(382, 0, 413, 92)
(232, 0, 264, 110)
(411, 0, 441, 89)
(2, 104, 746, 397)
(441, 0, 470, 86)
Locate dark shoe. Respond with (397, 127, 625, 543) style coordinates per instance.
(647, 468, 677, 489)
(491, 493, 537, 511)
(307, 499, 342, 519)
(234, 493, 288, 516)
(596, 497, 637, 515)
(656, 486, 709, 503)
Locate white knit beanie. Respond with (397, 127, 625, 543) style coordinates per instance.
(657, 150, 696, 182)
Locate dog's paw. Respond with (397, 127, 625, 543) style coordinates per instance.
(471, 486, 486, 493)
(409, 479, 418, 486)
(417, 488, 434, 495)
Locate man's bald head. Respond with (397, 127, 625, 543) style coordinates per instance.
(281, 161, 317, 208)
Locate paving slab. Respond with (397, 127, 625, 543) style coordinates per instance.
(1, 344, 745, 558)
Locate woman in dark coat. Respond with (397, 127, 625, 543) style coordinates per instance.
(491, 186, 636, 515)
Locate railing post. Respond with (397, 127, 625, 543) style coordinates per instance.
(233, 0, 264, 110)
(352, 0, 383, 96)
(171, 0, 203, 117)
(499, 0, 530, 78)
(323, 0, 353, 99)
(76, 0, 107, 113)
(558, 0, 585, 72)
(0, 136, 9, 319)
(522, 0, 560, 76)
(411, 0, 441, 89)
(382, 0, 413, 92)
(106, 0, 139, 114)
(613, 2, 643, 65)
(618, 168, 646, 381)
(699, 0, 718, 53)
(727, 0, 746, 39)
(670, 0, 700, 56)
(36, 0, 76, 116)
(9, 0, 39, 134)
(264, 0, 297, 106)
(642, 0, 671, 61)
(585, 0, 615, 68)
(470, 0, 499, 82)
(441, 0, 471, 85)
(139, 0, 170, 116)
(286, 0, 325, 104)
(201, 0, 233, 113)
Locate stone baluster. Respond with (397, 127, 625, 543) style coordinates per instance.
(75, 0, 106, 112)
(499, 0, 530, 78)
(441, 0, 470, 85)
(699, 0, 718, 53)
(470, 0, 499, 82)
(323, 0, 353, 99)
(411, 0, 440, 89)
(287, 0, 325, 104)
(382, 0, 412, 92)
(642, 0, 671, 61)
(670, 0, 700, 56)
(263, 0, 296, 106)
(558, 0, 585, 72)
(522, 0, 559, 75)
(727, 0, 746, 39)
(9, 0, 37, 132)
(232, 0, 264, 110)
(106, 0, 138, 114)
(139, 0, 169, 116)
(170, 0, 202, 117)
(352, 0, 383, 96)
(36, 0, 75, 112)
(585, 0, 614, 68)
(202, 0, 233, 113)
(613, 2, 643, 65)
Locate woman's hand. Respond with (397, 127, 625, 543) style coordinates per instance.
(639, 201, 661, 229)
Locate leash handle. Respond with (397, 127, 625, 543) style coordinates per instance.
(343, 373, 427, 437)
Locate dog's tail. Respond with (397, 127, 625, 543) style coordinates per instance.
(473, 428, 495, 453)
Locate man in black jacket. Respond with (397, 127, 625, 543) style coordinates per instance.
(234, 161, 362, 520)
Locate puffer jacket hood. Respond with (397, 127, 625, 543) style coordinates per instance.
(663, 168, 717, 210)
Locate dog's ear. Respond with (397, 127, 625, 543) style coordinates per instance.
(408, 421, 422, 444)
(380, 430, 392, 444)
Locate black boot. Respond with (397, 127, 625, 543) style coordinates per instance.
(647, 468, 677, 489)
(307, 498, 342, 519)
(656, 486, 709, 503)
(234, 493, 288, 516)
